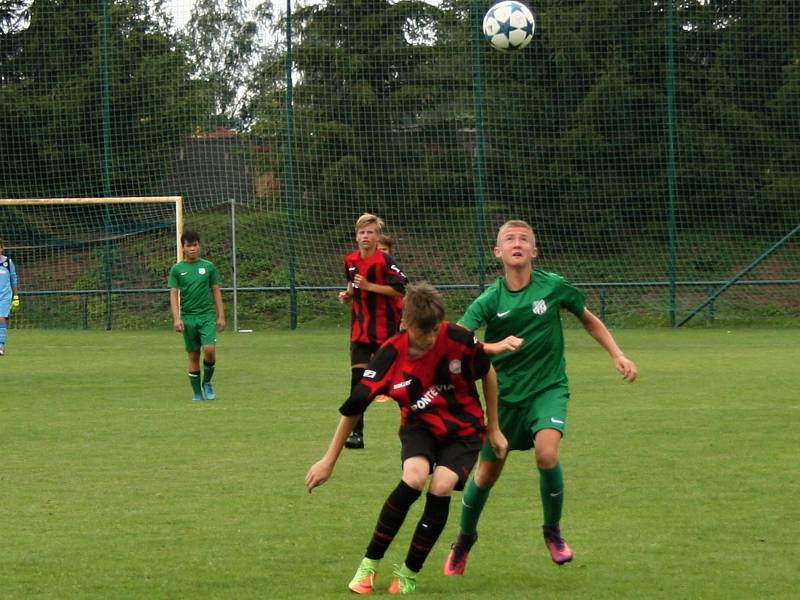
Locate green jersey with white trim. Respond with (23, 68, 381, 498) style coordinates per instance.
(458, 269, 586, 404)
(168, 258, 220, 317)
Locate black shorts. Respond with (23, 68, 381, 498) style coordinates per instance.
(399, 427, 483, 491)
(350, 341, 381, 365)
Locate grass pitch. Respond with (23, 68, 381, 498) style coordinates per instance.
(2, 327, 798, 599)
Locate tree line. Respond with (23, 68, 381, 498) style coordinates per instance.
(1, 0, 797, 232)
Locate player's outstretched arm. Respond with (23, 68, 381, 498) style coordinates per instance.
(578, 309, 638, 382)
(305, 414, 361, 493)
(481, 366, 508, 459)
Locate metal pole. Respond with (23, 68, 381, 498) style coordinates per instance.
(472, 0, 488, 291)
(286, 0, 298, 329)
(101, 0, 113, 329)
(665, 0, 679, 327)
(230, 198, 239, 332)
(677, 224, 800, 327)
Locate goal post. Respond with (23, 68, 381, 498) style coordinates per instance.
(0, 196, 184, 329)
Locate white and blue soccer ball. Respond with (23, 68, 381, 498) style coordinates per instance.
(482, 1, 536, 51)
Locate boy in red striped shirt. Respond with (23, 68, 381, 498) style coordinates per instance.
(307, 282, 508, 594)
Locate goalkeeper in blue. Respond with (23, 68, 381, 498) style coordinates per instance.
(0, 239, 20, 356)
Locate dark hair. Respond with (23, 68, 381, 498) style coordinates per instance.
(403, 282, 445, 332)
(181, 230, 201, 245)
(377, 234, 394, 252)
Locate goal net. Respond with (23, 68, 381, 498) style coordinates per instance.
(0, 198, 182, 330)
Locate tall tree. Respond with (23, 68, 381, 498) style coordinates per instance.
(254, 0, 474, 220)
(0, 0, 208, 198)
(675, 0, 800, 221)
(182, 0, 272, 130)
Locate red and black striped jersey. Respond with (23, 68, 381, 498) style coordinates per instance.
(339, 322, 491, 442)
(344, 249, 407, 344)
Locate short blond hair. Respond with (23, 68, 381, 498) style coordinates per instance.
(355, 213, 385, 233)
(496, 220, 536, 245)
(403, 282, 445, 332)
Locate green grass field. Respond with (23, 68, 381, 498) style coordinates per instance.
(2, 327, 799, 599)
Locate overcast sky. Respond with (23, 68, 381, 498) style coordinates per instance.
(168, 0, 266, 29)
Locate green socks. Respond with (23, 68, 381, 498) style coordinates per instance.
(459, 477, 492, 536)
(203, 360, 215, 383)
(189, 371, 202, 396)
(539, 463, 564, 527)
(459, 465, 564, 534)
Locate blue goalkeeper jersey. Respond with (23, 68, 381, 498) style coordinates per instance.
(0, 255, 18, 315)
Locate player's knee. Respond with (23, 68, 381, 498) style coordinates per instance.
(428, 476, 459, 496)
(203, 345, 216, 361)
(401, 462, 430, 490)
(428, 468, 458, 496)
(402, 472, 427, 491)
(535, 448, 559, 469)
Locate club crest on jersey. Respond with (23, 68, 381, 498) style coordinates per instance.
(198, 267, 206, 275)
(449, 359, 462, 374)
(532, 299, 547, 315)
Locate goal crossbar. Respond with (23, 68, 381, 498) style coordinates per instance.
(0, 196, 184, 261)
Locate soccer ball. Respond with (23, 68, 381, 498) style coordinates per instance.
(482, 1, 536, 51)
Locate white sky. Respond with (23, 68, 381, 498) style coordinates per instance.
(168, 0, 265, 29)
(168, 0, 309, 29)
(168, 0, 193, 28)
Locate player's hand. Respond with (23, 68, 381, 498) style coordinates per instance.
(10, 295, 19, 312)
(484, 336, 523, 355)
(614, 356, 638, 382)
(305, 459, 334, 493)
(174, 319, 185, 332)
(353, 274, 370, 291)
(338, 290, 352, 304)
(498, 335, 523, 352)
(216, 317, 226, 332)
(488, 429, 508, 460)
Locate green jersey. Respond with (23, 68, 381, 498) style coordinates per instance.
(458, 269, 586, 404)
(168, 258, 220, 317)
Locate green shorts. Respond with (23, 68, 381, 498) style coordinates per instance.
(182, 315, 218, 352)
(480, 384, 569, 461)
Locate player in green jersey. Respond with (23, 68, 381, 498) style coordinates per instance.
(443, 219, 638, 573)
(168, 231, 226, 401)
